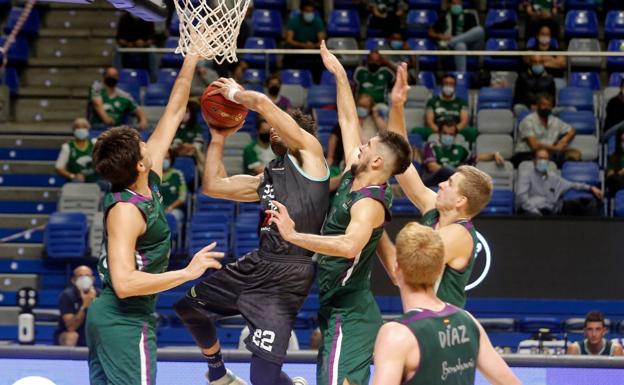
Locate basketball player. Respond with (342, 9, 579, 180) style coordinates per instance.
(378, 63, 493, 308)
(173, 78, 329, 385)
(567, 311, 623, 356)
(371, 222, 521, 385)
(87, 53, 225, 385)
(267, 41, 412, 385)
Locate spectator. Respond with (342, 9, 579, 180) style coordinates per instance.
(606, 127, 624, 198)
(428, 0, 485, 72)
(265, 75, 293, 112)
(524, 24, 566, 80)
(368, 0, 407, 37)
(513, 55, 556, 115)
(523, 0, 559, 41)
(387, 31, 417, 83)
(283, 1, 326, 80)
(55, 265, 98, 347)
(421, 117, 504, 187)
(172, 101, 204, 159)
(512, 93, 576, 167)
(567, 311, 623, 356)
(516, 149, 602, 215)
(115, 13, 158, 81)
(89, 67, 148, 130)
(354, 51, 396, 104)
(243, 118, 276, 175)
(355, 93, 388, 142)
(55, 118, 97, 183)
(161, 149, 188, 224)
(604, 79, 624, 134)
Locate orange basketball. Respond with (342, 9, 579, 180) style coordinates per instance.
(200, 84, 248, 130)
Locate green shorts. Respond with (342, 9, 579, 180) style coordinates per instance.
(316, 291, 382, 385)
(86, 295, 158, 385)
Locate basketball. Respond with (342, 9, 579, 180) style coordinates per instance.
(200, 84, 248, 131)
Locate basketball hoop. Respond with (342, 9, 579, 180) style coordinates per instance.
(173, 0, 251, 64)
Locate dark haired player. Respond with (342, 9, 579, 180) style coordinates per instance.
(174, 78, 329, 385)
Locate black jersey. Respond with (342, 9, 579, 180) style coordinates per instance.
(257, 153, 329, 260)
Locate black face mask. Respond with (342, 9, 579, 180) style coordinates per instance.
(537, 108, 552, 119)
(368, 64, 380, 73)
(268, 85, 280, 97)
(258, 132, 271, 143)
(104, 77, 118, 88)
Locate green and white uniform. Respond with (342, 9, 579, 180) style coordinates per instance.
(317, 170, 392, 385)
(394, 304, 480, 385)
(86, 171, 170, 385)
(55, 139, 97, 182)
(421, 209, 479, 308)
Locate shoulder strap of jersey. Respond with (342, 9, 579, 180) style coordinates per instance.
(349, 183, 392, 223)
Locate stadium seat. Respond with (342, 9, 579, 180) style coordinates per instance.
(558, 111, 596, 135)
(477, 109, 513, 134)
(0, 148, 59, 161)
(481, 190, 514, 215)
(194, 193, 236, 216)
(477, 87, 513, 110)
(568, 39, 602, 70)
(614, 190, 624, 217)
(484, 38, 520, 70)
(161, 37, 183, 68)
(173, 156, 196, 186)
(281, 69, 313, 88)
(476, 134, 513, 159)
(564, 0, 599, 10)
(485, 9, 519, 39)
(526, 36, 559, 49)
(568, 135, 599, 161)
(569, 72, 601, 91)
(242, 68, 266, 84)
(307, 85, 337, 109)
(320, 70, 337, 86)
(169, 13, 180, 36)
(58, 183, 101, 224)
(606, 11, 624, 40)
(314, 109, 338, 132)
(451, 71, 472, 89)
(119, 69, 150, 88)
(558, 87, 594, 112)
(116, 82, 141, 106)
(0, 201, 56, 214)
(251, 9, 283, 38)
(408, 0, 441, 9)
(608, 72, 624, 86)
(90, 212, 104, 258)
(561, 161, 600, 188)
(44, 212, 88, 258)
(391, 197, 420, 215)
(326, 37, 360, 67)
(404, 108, 425, 130)
(476, 161, 514, 190)
(479, 318, 515, 332)
(327, 10, 360, 38)
(365, 37, 389, 51)
(416, 71, 436, 89)
(253, 0, 286, 9)
(4, 7, 40, 36)
(406, 10, 438, 38)
(156, 68, 179, 88)
(0, 36, 29, 66)
(279, 84, 306, 108)
(187, 213, 230, 255)
(565, 10, 599, 39)
(607, 39, 624, 72)
(406, 38, 438, 69)
(144, 83, 173, 106)
(406, 86, 431, 109)
(242, 37, 277, 68)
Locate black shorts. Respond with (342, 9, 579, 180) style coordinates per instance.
(183, 250, 314, 364)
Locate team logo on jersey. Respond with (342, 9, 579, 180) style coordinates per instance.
(260, 183, 276, 231)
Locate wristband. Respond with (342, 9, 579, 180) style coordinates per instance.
(226, 87, 240, 103)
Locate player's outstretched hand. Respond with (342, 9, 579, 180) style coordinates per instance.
(320, 40, 344, 75)
(266, 200, 296, 241)
(184, 242, 224, 280)
(208, 78, 245, 102)
(390, 62, 410, 107)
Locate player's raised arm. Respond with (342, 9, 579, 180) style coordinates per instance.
(146, 53, 200, 178)
(320, 40, 361, 170)
(388, 63, 437, 213)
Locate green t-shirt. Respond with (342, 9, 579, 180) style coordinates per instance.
(426, 96, 468, 126)
(423, 142, 471, 170)
(354, 66, 396, 104)
(173, 122, 204, 146)
(90, 82, 138, 126)
(286, 14, 325, 43)
(66, 140, 97, 182)
(160, 168, 187, 208)
(243, 140, 275, 175)
(530, 0, 554, 11)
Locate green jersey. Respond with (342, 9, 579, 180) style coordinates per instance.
(160, 168, 187, 208)
(426, 96, 468, 126)
(173, 122, 204, 146)
(317, 171, 392, 302)
(90, 82, 138, 126)
(530, 0, 554, 12)
(421, 209, 478, 308)
(66, 140, 97, 182)
(354, 66, 396, 104)
(97, 171, 171, 315)
(395, 304, 480, 385)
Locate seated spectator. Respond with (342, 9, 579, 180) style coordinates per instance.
(567, 311, 623, 356)
(265, 75, 293, 112)
(89, 67, 148, 130)
(55, 118, 97, 183)
(387, 31, 417, 83)
(513, 55, 556, 115)
(604, 79, 624, 135)
(606, 127, 624, 198)
(524, 24, 566, 80)
(172, 101, 204, 159)
(522, 0, 559, 42)
(114, 12, 158, 82)
(428, 0, 485, 72)
(355, 93, 388, 142)
(368, 0, 407, 37)
(516, 149, 602, 215)
(512, 93, 576, 167)
(354, 51, 396, 104)
(243, 118, 276, 175)
(421, 117, 504, 187)
(161, 149, 188, 224)
(283, 1, 326, 81)
(55, 265, 98, 347)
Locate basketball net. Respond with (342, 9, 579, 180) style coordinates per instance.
(173, 0, 251, 64)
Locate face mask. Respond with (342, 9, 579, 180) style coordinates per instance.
(357, 106, 369, 118)
(302, 12, 314, 23)
(268, 85, 280, 97)
(163, 159, 171, 171)
(258, 132, 271, 143)
(531, 64, 545, 75)
(450, 4, 463, 15)
(537, 108, 552, 119)
(75, 276, 93, 292)
(538, 35, 551, 45)
(535, 159, 549, 174)
(440, 134, 455, 147)
(390, 40, 403, 50)
(104, 76, 118, 88)
(368, 63, 380, 73)
(442, 86, 455, 97)
(74, 128, 89, 140)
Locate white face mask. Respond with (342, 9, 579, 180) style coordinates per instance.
(75, 276, 93, 291)
(442, 86, 455, 97)
(538, 35, 551, 45)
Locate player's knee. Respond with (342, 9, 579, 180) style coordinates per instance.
(173, 296, 201, 323)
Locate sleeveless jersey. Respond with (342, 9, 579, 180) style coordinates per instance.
(421, 209, 479, 308)
(97, 171, 171, 315)
(67, 140, 97, 182)
(317, 170, 392, 302)
(396, 304, 480, 385)
(257, 153, 329, 261)
(576, 339, 616, 356)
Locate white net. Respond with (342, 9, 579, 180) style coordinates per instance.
(173, 0, 251, 64)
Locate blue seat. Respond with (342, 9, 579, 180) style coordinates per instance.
(119, 69, 150, 88)
(157, 68, 179, 87)
(0, 201, 56, 214)
(0, 259, 64, 274)
(607, 39, 624, 72)
(144, 83, 172, 106)
(327, 9, 360, 38)
(0, 36, 29, 66)
(242, 68, 266, 84)
(364, 37, 389, 51)
(4, 8, 40, 36)
(391, 198, 420, 215)
(568, 72, 601, 91)
(3, 67, 19, 95)
(406, 38, 438, 69)
(161, 37, 183, 68)
(564, 0, 599, 10)
(307, 85, 337, 109)
(281, 69, 312, 88)
(117, 82, 141, 104)
(558, 111, 596, 135)
(614, 190, 624, 217)
(44, 212, 88, 258)
(0, 148, 59, 161)
(477, 87, 513, 110)
(0, 174, 65, 187)
(407, 0, 441, 9)
(608, 72, 624, 86)
(252, 9, 283, 38)
(487, 0, 519, 7)
(408, 133, 424, 149)
(485, 9, 519, 39)
(561, 162, 600, 186)
(484, 38, 520, 70)
(606, 11, 624, 40)
(242, 37, 277, 68)
(481, 189, 514, 215)
(434, 85, 469, 102)
(169, 13, 180, 36)
(173, 156, 196, 186)
(194, 194, 236, 216)
(526, 37, 559, 50)
(406, 10, 437, 38)
(253, 0, 286, 9)
(318, 132, 331, 150)
(558, 87, 594, 112)
(451, 71, 472, 89)
(416, 71, 436, 89)
(315, 109, 338, 130)
(565, 10, 599, 39)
